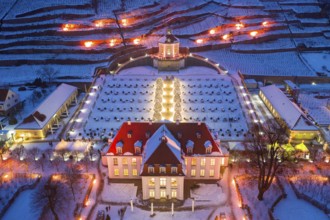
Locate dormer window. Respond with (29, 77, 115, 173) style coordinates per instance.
(148, 165, 154, 174)
(145, 131, 151, 138)
(196, 132, 201, 139)
(186, 140, 194, 154)
(116, 141, 123, 154)
(160, 165, 166, 174)
(171, 166, 177, 174)
(134, 140, 142, 155)
(204, 140, 212, 154)
(127, 130, 132, 138)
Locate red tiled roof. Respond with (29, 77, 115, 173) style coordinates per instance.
(0, 89, 9, 102)
(108, 122, 220, 156)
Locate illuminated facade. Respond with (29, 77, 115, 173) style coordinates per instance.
(153, 29, 185, 71)
(105, 122, 229, 200)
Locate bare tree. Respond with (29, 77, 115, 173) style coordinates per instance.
(37, 66, 59, 84)
(12, 145, 25, 160)
(245, 119, 289, 200)
(80, 155, 91, 172)
(29, 147, 40, 161)
(86, 146, 96, 161)
(45, 148, 54, 161)
(64, 164, 81, 201)
(32, 179, 69, 220)
(113, 10, 127, 48)
(52, 156, 62, 172)
(56, 149, 69, 161)
(34, 155, 46, 172)
(71, 150, 80, 162)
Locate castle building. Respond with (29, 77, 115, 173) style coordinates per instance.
(153, 30, 185, 71)
(104, 122, 228, 200)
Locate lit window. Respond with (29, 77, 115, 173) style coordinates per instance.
(187, 148, 193, 154)
(210, 159, 215, 166)
(160, 190, 166, 198)
(135, 147, 141, 154)
(114, 169, 119, 176)
(148, 166, 154, 174)
(200, 169, 205, 177)
(191, 158, 197, 166)
(191, 169, 196, 177)
(132, 169, 137, 176)
(171, 167, 177, 174)
(160, 178, 166, 186)
(209, 169, 214, 177)
(171, 178, 177, 187)
(124, 169, 128, 176)
(132, 158, 137, 166)
(221, 158, 225, 165)
(171, 190, 177, 198)
(122, 158, 128, 165)
(160, 166, 166, 174)
(206, 147, 212, 154)
(149, 178, 155, 186)
(113, 158, 118, 165)
(116, 147, 122, 154)
(201, 158, 206, 166)
(149, 189, 155, 198)
(185, 158, 188, 165)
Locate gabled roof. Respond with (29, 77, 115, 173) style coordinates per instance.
(158, 29, 179, 44)
(16, 83, 77, 130)
(107, 122, 221, 156)
(260, 85, 317, 131)
(143, 125, 181, 164)
(0, 89, 9, 102)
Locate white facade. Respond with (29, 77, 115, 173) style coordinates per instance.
(107, 155, 142, 179)
(184, 156, 224, 179)
(142, 176, 184, 200)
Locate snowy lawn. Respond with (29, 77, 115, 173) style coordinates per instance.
(2, 188, 41, 220)
(235, 174, 283, 220)
(102, 183, 137, 203)
(190, 183, 226, 205)
(274, 177, 329, 220)
(0, 173, 40, 217)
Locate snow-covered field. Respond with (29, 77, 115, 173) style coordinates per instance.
(71, 66, 248, 141)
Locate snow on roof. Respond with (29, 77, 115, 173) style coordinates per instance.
(284, 80, 299, 90)
(260, 85, 302, 129)
(186, 140, 194, 148)
(134, 140, 142, 148)
(143, 124, 181, 164)
(260, 85, 317, 131)
(204, 140, 212, 148)
(16, 83, 77, 130)
(158, 29, 179, 44)
(116, 141, 124, 147)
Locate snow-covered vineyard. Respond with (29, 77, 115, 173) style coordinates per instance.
(0, 0, 330, 80)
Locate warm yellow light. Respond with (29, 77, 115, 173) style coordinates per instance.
(196, 39, 203, 44)
(209, 29, 215, 35)
(133, 38, 140, 45)
(222, 34, 229, 40)
(93, 179, 96, 184)
(4, 174, 8, 179)
(109, 39, 115, 47)
(122, 19, 128, 26)
(84, 41, 94, 48)
(235, 23, 244, 30)
(85, 200, 90, 206)
(250, 31, 258, 37)
(262, 21, 268, 27)
(95, 21, 104, 27)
